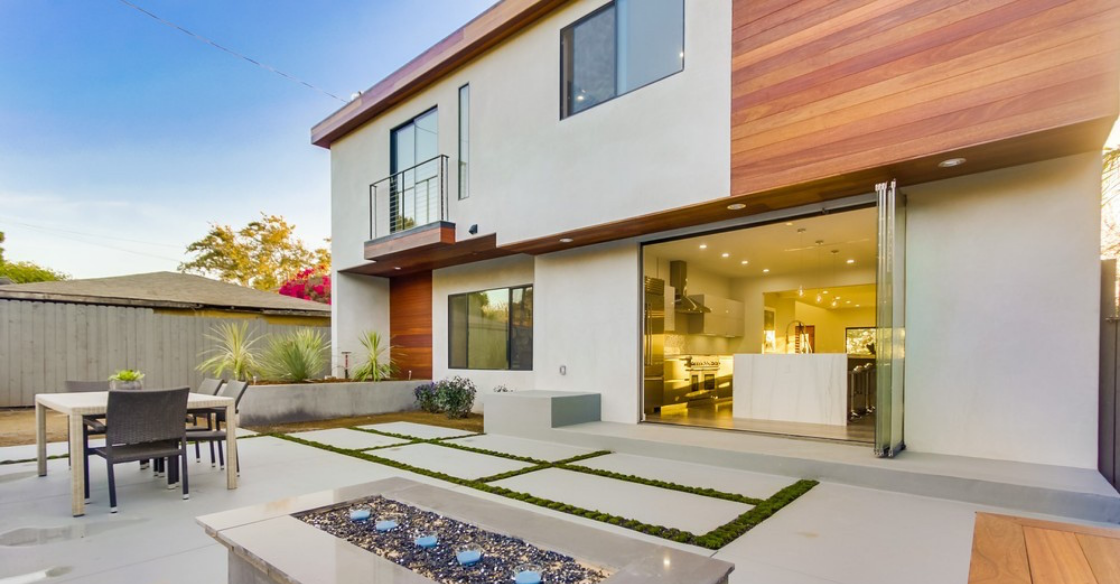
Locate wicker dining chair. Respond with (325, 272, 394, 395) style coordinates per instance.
(86, 387, 190, 513)
(63, 380, 111, 468)
(187, 379, 249, 470)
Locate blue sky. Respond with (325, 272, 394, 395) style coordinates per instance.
(0, 0, 494, 278)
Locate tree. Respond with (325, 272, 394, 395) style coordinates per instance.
(1102, 148, 1120, 258)
(179, 214, 330, 291)
(0, 231, 69, 283)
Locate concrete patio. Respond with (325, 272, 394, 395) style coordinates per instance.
(1, 423, 1117, 584)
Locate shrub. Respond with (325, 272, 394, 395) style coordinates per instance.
(279, 266, 331, 305)
(435, 376, 476, 419)
(414, 383, 439, 413)
(351, 331, 396, 381)
(259, 328, 329, 382)
(197, 322, 260, 381)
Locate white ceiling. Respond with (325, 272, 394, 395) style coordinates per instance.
(769, 284, 877, 310)
(645, 207, 878, 280)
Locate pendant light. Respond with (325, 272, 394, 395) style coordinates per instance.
(814, 240, 824, 303)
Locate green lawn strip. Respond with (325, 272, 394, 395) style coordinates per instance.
(0, 453, 68, 465)
(275, 431, 817, 549)
(351, 427, 547, 464)
(557, 462, 764, 506)
(358, 439, 424, 452)
(691, 479, 819, 549)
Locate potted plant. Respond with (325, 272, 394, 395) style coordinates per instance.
(109, 369, 144, 390)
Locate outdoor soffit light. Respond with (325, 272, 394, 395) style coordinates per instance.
(559, 238, 573, 243)
(938, 157, 966, 168)
(727, 203, 746, 210)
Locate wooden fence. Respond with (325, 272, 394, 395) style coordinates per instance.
(0, 300, 329, 407)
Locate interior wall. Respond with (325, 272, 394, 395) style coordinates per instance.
(536, 240, 641, 423)
(905, 153, 1102, 468)
(792, 302, 876, 354)
(732, 268, 876, 353)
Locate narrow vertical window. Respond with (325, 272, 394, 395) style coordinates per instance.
(458, 84, 470, 199)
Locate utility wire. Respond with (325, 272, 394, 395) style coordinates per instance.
(0, 218, 181, 249)
(113, 0, 348, 103)
(0, 220, 184, 263)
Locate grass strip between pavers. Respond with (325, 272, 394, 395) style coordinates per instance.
(0, 453, 69, 465)
(271, 431, 817, 550)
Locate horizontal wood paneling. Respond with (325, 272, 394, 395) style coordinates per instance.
(730, 0, 1120, 198)
(390, 272, 433, 381)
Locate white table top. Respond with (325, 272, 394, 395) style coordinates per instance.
(36, 391, 234, 416)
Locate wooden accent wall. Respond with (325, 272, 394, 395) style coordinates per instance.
(389, 272, 433, 381)
(730, 0, 1120, 198)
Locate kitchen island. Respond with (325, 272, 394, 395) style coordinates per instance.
(732, 354, 848, 426)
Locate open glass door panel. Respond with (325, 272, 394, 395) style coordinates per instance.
(875, 179, 906, 457)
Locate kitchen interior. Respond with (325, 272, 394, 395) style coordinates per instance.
(642, 207, 879, 443)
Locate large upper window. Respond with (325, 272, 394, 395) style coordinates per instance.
(449, 285, 533, 370)
(561, 0, 684, 118)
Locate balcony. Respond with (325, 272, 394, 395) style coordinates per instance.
(358, 155, 506, 276)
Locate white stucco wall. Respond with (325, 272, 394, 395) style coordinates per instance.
(331, 272, 389, 377)
(904, 153, 1102, 468)
(328, 0, 731, 274)
(432, 255, 537, 396)
(534, 240, 642, 423)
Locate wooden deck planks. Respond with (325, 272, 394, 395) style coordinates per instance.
(969, 513, 1120, 584)
(969, 514, 1032, 584)
(1022, 527, 1097, 584)
(1078, 535, 1120, 584)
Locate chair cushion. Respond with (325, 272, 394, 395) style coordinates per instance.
(91, 441, 182, 463)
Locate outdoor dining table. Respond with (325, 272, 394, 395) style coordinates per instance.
(35, 391, 238, 517)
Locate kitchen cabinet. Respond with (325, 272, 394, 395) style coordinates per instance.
(687, 295, 745, 337)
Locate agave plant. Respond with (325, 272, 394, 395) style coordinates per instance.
(351, 331, 396, 381)
(259, 328, 330, 382)
(197, 322, 260, 381)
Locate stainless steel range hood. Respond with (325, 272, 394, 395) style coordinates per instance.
(669, 260, 711, 314)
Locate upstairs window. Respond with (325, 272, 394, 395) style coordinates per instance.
(561, 0, 684, 118)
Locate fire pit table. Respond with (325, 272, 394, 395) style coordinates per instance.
(197, 477, 733, 584)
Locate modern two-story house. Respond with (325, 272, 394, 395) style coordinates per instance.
(314, 0, 1119, 473)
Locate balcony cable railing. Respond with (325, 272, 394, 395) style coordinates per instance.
(368, 155, 449, 240)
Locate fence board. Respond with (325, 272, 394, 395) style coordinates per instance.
(0, 300, 328, 406)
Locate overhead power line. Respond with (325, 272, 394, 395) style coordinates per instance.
(114, 0, 348, 103)
(0, 219, 184, 263)
(0, 218, 181, 249)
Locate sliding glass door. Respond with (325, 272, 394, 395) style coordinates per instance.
(389, 108, 439, 232)
(875, 179, 906, 457)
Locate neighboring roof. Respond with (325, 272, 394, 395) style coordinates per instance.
(311, 0, 567, 149)
(0, 271, 330, 316)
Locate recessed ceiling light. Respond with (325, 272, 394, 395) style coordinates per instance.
(559, 238, 573, 243)
(785, 222, 794, 226)
(721, 252, 730, 258)
(834, 296, 841, 300)
(699, 244, 707, 249)
(394, 267, 401, 271)
(855, 304, 861, 307)
(823, 290, 829, 295)
(762, 268, 770, 273)
(727, 203, 746, 211)
(846, 259, 855, 264)
(740, 260, 749, 265)
(938, 157, 966, 168)
(846, 300, 851, 304)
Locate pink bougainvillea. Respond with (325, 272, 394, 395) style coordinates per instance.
(279, 266, 331, 304)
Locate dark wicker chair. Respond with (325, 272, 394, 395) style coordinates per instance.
(186, 378, 225, 462)
(187, 380, 249, 470)
(86, 387, 191, 513)
(64, 380, 111, 468)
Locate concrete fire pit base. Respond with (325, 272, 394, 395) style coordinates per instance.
(198, 477, 733, 584)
